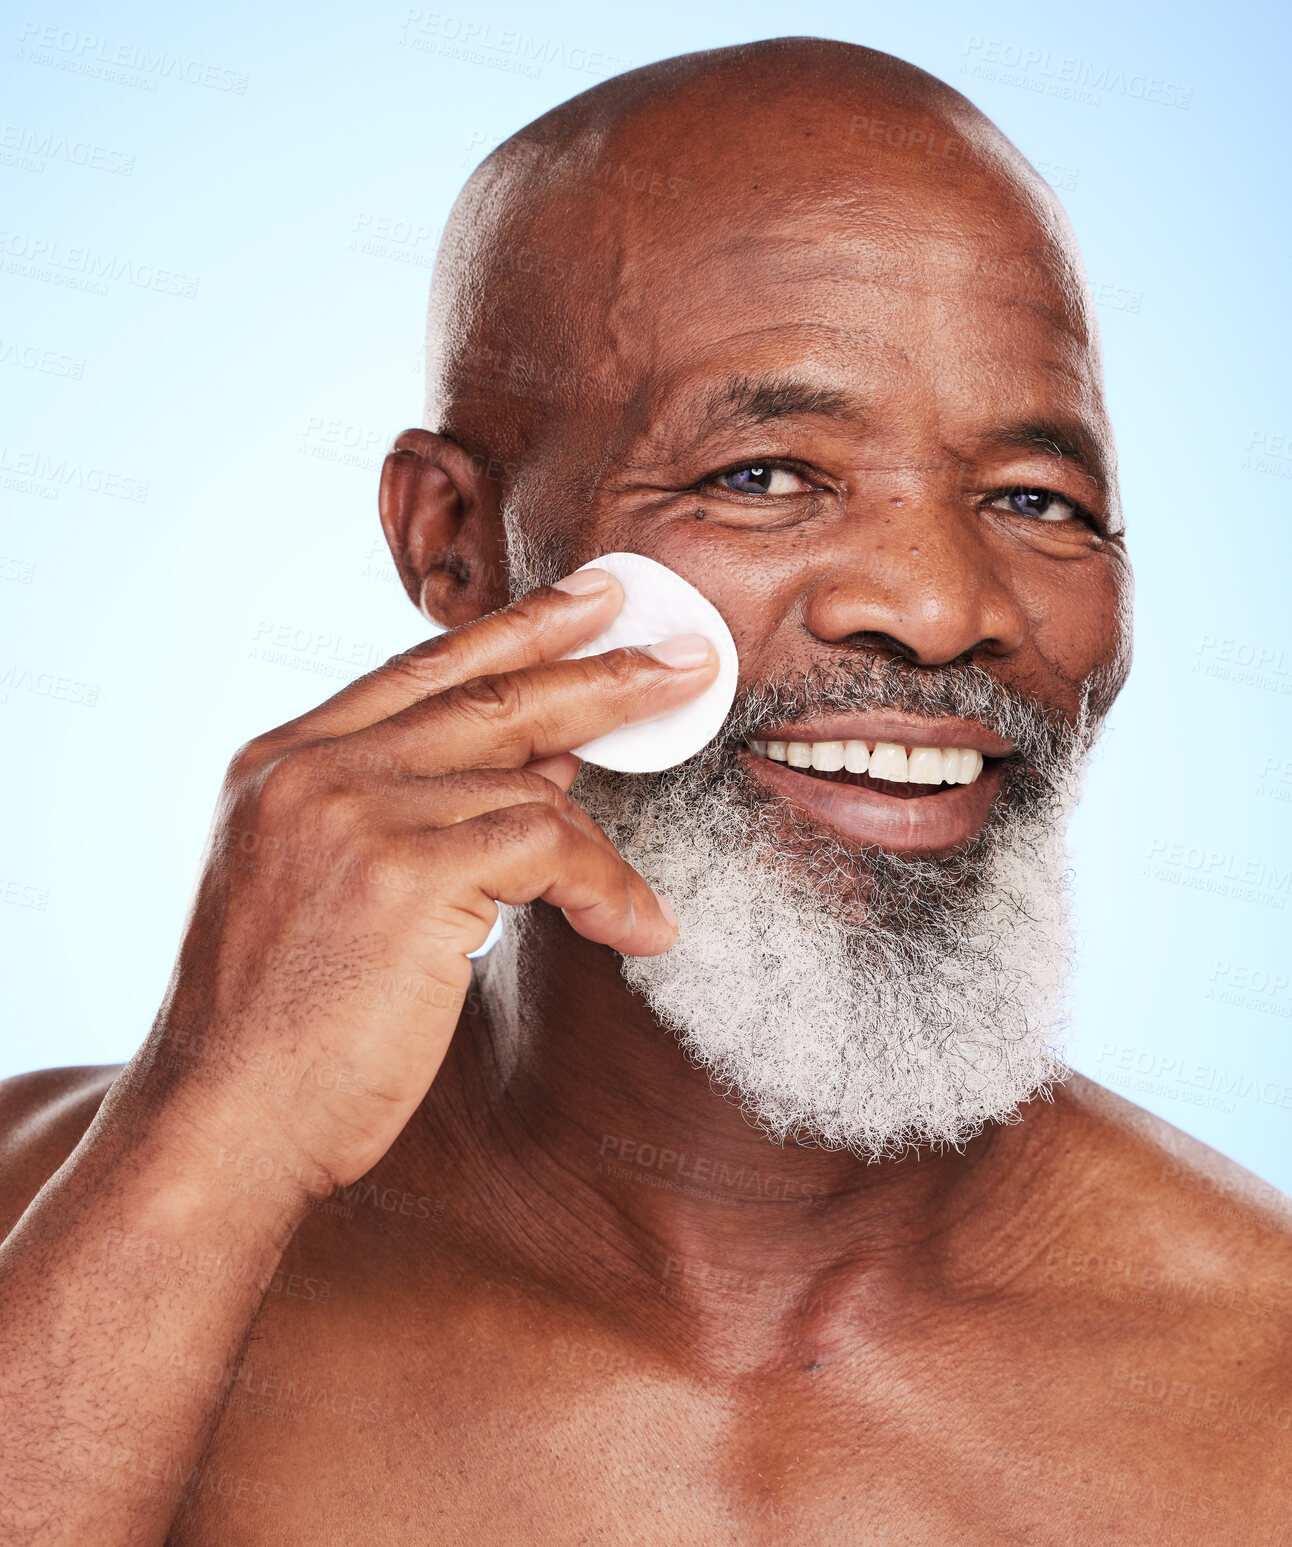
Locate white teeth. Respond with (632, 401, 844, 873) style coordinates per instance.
(868, 742, 909, 781)
(843, 739, 870, 774)
(907, 747, 944, 785)
(750, 736, 987, 786)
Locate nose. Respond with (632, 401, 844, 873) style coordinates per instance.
(800, 484, 1029, 665)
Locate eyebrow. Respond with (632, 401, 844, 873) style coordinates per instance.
(978, 421, 1108, 493)
(702, 373, 860, 430)
(682, 375, 1109, 494)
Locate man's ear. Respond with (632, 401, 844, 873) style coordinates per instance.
(378, 428, 510, 628)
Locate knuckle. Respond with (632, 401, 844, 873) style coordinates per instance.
(253, 751, 305, 814)
(445, 766, 563, 808)
(255, 748, 353, 829)
(497, 767, 566, 805)
(226, 734, 277, 785)
(494, 800, 571, 851)
(307, 783, 365, 839)
(501, 592, 553, 629)
(240, 778, 299, 847)
(578, 649, 641, 692)
(381, 636, 452, 686)
(452, 671, 527, 723)
(223, 768, 366, 879)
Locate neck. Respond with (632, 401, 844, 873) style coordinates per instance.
(403, 905, 1075, 1364)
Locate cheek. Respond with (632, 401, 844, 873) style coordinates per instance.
(611, 525, 812, 671)
(1020, 548, 1134, 707)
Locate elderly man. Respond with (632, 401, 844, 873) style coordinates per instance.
(1, 36, 1288, 1545)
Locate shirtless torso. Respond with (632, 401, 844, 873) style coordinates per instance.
(5, 36, 1287, 1547)
(4, 1060, 1288, 1546)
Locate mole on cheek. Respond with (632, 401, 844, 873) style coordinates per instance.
(693, 508, 706, 520)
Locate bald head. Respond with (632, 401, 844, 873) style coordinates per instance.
(424, 36, 1100, 498)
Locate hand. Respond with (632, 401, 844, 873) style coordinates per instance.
(144, 569, 718, 1195)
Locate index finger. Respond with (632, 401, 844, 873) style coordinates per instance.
(271, 570, 624, 746)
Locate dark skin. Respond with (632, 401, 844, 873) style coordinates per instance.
(1, 40, 1289, 1546)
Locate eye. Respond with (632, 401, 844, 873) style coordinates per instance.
(989, 487, 1087, 524)
(715, 463, 812, 496)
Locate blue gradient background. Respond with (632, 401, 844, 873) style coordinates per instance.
(3, 2, 1289, 1187)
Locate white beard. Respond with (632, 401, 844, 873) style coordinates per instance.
(493, 521, 1102, 1161)
(573, 750, 1080, 1161)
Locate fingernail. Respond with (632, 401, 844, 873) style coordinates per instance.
(644, 634, 713, 668)
(656, 895, 678, 930)
(553, 567, 611, 595)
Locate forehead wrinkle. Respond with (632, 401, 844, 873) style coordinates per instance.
(607, 213, 1094, 376)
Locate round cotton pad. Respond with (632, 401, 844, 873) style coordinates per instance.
(564, 552, 739, 773)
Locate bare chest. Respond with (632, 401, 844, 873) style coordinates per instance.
(162, 1305, 1256, 1546)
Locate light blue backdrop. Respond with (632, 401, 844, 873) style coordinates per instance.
(3, 1, 1289, 1188)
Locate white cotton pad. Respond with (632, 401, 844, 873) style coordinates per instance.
(565, 552, 739, 773)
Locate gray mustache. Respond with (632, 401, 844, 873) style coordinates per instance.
(719, 658, 1101, 769)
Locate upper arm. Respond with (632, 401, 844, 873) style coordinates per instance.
(0, 1065, 123, 1241)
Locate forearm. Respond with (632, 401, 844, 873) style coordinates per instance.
(0, 1087, 312, 1547)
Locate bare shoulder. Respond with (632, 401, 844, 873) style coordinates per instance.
(0, 1065, 123, 1238)
(1046, 1075, 1292, 1403)
(1024, 1076, 1292, 1514)
(1057, 1071, 1292, 1255)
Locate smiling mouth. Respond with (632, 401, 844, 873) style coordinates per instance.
(744, 736, 989, 799)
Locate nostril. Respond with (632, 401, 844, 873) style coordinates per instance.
(840, 630, 920, 663)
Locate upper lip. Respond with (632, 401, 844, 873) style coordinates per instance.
(751, 714, 1015, 759)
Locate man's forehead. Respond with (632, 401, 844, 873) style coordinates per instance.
(624, 202, 1080, 283)
(598, 248, 1110, 469)
(432, 40, 1106, 484)
(573, 180, 1097, 415)
(613, 222, 1092, 355)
